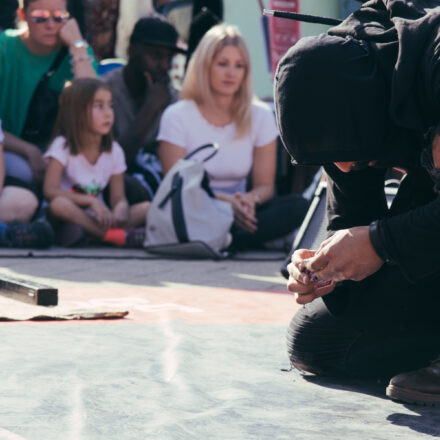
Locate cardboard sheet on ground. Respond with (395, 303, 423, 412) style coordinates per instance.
(0, 295, 128, 321)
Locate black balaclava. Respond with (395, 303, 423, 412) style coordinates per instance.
(274, 33, 420, 166)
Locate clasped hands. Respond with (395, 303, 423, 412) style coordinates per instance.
(89, 198, 129, 230)
(287, 226, 384, 304)
(231, 192, 259, 233)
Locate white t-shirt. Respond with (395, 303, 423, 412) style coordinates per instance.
(157, 99, 278, 194)
(0, 120, 4, 144)
(44, 136, 127, 200)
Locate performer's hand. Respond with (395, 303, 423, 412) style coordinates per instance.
(287, 249, 336, 304)
(305, 226, 384, 283)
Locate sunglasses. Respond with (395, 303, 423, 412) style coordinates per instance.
(29, 9, 70, 24)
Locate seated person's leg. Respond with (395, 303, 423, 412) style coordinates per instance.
(128, 201, 150, 227)
(0, 186, 38, 222)
(4, 151, 36, 185)
(287, 265, 440, 378)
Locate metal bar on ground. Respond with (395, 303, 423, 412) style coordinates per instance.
(0, 274, 58, 306)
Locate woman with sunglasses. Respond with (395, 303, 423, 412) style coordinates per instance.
(0, 0, 97, 201)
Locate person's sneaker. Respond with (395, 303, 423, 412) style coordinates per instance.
(125, 227, 146, 248)
(4, 220, 54, 249)
(386, 357, 440, 406)
(55, 222, 87, 247)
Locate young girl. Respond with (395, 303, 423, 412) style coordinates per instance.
(43, 78, 149, 247)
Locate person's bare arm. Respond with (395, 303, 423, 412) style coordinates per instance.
(3, 131, 46, 182)
(59, 19, 96, 78)
(158, 140, 186, 175)
(222, 139, 277, 233)
(247, 139, 277, 205)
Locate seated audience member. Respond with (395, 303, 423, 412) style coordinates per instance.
(158, 24, 308, 250)
(114, 0, 154, 59)
(0, 0, 96, 190)
(0, 120, 53, 248)
(43, 78, 149, 247)
(69, 0, 120, 60)
(0, 0, 19, 32)
(102, 13, 186, 201)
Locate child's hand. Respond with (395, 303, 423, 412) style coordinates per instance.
(89, 198, 113, 229)
(112, 200, 130, 228)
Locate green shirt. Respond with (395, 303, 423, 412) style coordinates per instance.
(0, 29, 97, 137)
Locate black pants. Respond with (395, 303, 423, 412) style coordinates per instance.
(232, 194, 309, 250)
(287, 265, 440, 379)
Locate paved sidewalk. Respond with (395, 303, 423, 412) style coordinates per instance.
(0, 248, 438, 440)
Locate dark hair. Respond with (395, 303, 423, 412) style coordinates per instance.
(52, 78, 113, 155)
(23, 0, 67, 10)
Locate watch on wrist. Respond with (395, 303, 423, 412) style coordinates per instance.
(71, 40, 89, 50)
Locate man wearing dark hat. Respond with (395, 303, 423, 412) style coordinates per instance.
(103, 13, 186, 200)
(274, 0, 440, 406)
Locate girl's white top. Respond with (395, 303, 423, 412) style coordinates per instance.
(44, 136, 127, 200)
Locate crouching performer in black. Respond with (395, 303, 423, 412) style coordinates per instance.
(274, 0, 440, 406)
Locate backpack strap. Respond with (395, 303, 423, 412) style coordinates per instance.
(43, 46, 69, 80)
(185, 142, 219, 162)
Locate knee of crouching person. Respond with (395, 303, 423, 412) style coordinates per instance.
(286, 302, 342, 376)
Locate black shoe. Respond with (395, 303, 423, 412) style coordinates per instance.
(386, 357, 440, 406)
(5, 220, 54, 249)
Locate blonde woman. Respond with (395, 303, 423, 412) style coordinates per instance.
(158, 24, 307, 249)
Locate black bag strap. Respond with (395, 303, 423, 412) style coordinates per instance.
(41, 46, 68, 81)
(185, 142, 219, 162)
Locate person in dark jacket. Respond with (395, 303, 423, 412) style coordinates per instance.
(0, 0, 18, 32)
(274, 0, 440, 406)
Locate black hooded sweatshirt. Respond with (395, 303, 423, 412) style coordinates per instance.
(276, 0, 440, 284)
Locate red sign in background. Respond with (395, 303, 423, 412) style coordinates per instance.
(268, 0, 301, 76)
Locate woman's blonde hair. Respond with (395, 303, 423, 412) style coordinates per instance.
(51, 78, 113, 155)
(180, 23, 253, 138)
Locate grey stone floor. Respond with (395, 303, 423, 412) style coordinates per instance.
(0, 249, 438, 439)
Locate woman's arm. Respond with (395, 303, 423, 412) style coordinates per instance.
(158, 141, 186, 175)
(109, 173, 129, 227)
(218, 139, 277, 234)
(3, 131, 46, 182)
(59, 19, 96, 78)
(248, 139, 277, 204)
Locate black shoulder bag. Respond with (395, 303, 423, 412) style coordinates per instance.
(21, 46, 68, 151)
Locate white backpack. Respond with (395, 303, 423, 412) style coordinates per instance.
(144, 143, 234, 259)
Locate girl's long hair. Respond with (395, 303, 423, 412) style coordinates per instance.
(52, 78, 113, 155)
(180, 23, 253, 138)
